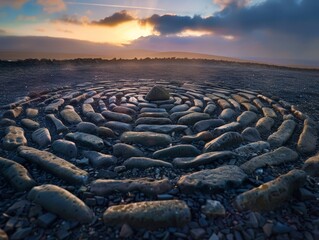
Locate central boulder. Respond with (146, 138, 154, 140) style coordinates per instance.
(145, 85, 170, 101)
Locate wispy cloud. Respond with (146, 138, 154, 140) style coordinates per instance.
(65, 1, 166, 11)
(37, 0, 66, 13)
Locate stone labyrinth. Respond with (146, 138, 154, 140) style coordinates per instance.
(0, 79, 318, 239)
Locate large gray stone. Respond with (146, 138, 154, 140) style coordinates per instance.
(177, 165, 247, 193)
(145, 86, 170, 101)
(103, 200, 190, 229)
(28, 184, 94, 223)
(18, 146, 88, 184)
(60, 106, 82, 125)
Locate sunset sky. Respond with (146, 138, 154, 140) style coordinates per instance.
(0, 0, 318, 65)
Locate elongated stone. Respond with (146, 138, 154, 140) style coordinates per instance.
(123, 157, 173, 169)
(28, 184, 94, 223)
(135, 124, 187, 134)
(177, 165, 247, 193)
(46, 114, 68, 133)
(255, 117, 274, 135)
(121, 131, 171, 147)
(65, 132, 104, 150)
(213, 122, 241, 137)
(113, 143, 144, 159)
(237, 111, 257, 128)
(241, 102, 258, 112)
(303, 153, 319, 177)
(153, 144, 200, 160)
(82, 151, 117, 167)
(194, 119, 225, 133)
(181, 131, 214, 143)
(170, 111, 192, 122)
(242, 127, 261, 142)
(173, 151, 235, 168)
(267, 120, 296, 148)
(60, 106, 82, 125)
(204, 132, 243, 152)
(240, 147, 299, 174)
(219, 108, 237, 122)
(297, 118, 318, 154)
(91, 178, 172, 195)
(102, 110, 132, 123)
(104, 121, 132, 133)
(217, 99, 231, 109)
(262, 107, 277, 118)
(45, 99, 64, 113)
(18, 146, 88, 184)
(32, 128, 51, 147)
(234, 141, 270, 158)
(234, 170, 306, 211)
(138, 112, 169, 118)
(0, 156, 36, 191)
(136, 117, 172, 125)
(112, 106, 136, 116)
(82, 103, 95, 116)
(26, 108, 38, 118)
(86, 112, 105, 125)
(169, 104, 189, 113)
(103, 200, 190, 229)
(51, 139, 77, 158)
(2, 107, 22, 119)
(204, 103, 217, 115)
(178, 112, 210, 125)
(21, 118, 40, 130)
(2, 126, 27, 150)
(140, 107, 167, 113)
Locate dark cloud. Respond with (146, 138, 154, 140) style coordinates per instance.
(92, 10, 135, 26)
(141, 0, 319, 38)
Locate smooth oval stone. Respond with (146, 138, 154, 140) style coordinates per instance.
(153, 144, 201, 160)
(135, 124, 188, 134)
(82, 151, 117, 168)
(204, 132, 243, 152)
(51, 139, 78, 158)
(140, 107, 167, 113)
(213, 122, 241, 137)
(91, 178, 172, 195)
(173, 151, 235, 168)
(103, 200, 190, 229)
(242, 127, 261, 142)
(267, 120, 296, 148)
(2, 126, 27, 150)
(177, 165, 247, 193)
(241, 102, 258, 112)
(234, 141, 270, 158)
(138, 102, 157, 108)
(0, 156, 36, 191)
(46, 114, 69, 133)
(219, 108, 237, 122)
(217, 99, 231, 109)
(32, 128, 51, 147)
(82, 103, 95, 116)
(102, 110, 132, 123)
(65, 132, 104, 150)
(112, 106, 136, 116)
(86, 112, 105, 125)
(97, 126, 116, 138)
(18, 146, 88, 184)
(0, 118, 16, 127)
(297, 118, 317, 154)
(123, 157, 173, 169)
(60, 107, 82, 125)
(136, 117, 172, 125)
(194, 119, 225, 133)
(77, 122, 98, 135)
(120, 131, 172, 147)
(113, 143, 144, 159)
(262, 107, 277, 118)
(204, 103, 217, 115)
(178, 112, 210, 125)
(181, 131, 214, 143)
(237, 111, 257, 128)
(255, 117, 275, 135)
(240, 147, 299, 174)
(21, 118, 40, 130)
(169, 104, 190, 113)
(26, 108, 39, 118)
(235, 170, 306, 211)
(28, 184, 94, 223)
(138, 112, 170, 118)
(170, 111, 193, 122)
(104, 121, 132, 133)
(145, 85, 170, 101)
(303, 153, 319, 177)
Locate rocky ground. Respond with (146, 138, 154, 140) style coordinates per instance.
(0, 60, 319, 240)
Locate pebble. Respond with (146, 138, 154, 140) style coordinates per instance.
(201, 200, 226, 218)
(190, 228, 206, 240)
(46, 114, 68, 133)
(303, 153, 319, 177)
(104, 121, 132, 133)
(37, 213, 57, 228)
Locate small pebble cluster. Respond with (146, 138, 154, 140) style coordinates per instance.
(0, 80, 318, 240)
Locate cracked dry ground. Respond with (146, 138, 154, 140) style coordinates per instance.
(0, 72, 319, 240)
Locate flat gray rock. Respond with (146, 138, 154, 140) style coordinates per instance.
(103, 200, 190, 229)
(153, 144, 201, 160)
(123, 157, 173, 169)
(240, 146, 299, 174)
(91, 178, 172, 195)
(173, 151, 235, 168)
(66, 132, 104, 150)
(28, 184, 94, 223)
(18, 146, 88, 184)
(213, 122, 241, 137)
(178, 165, 247, 193)
(120, 131, 172, 147)
(219, 108, 237, 122)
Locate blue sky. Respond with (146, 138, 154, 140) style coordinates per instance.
(0, 0, 318, 65)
